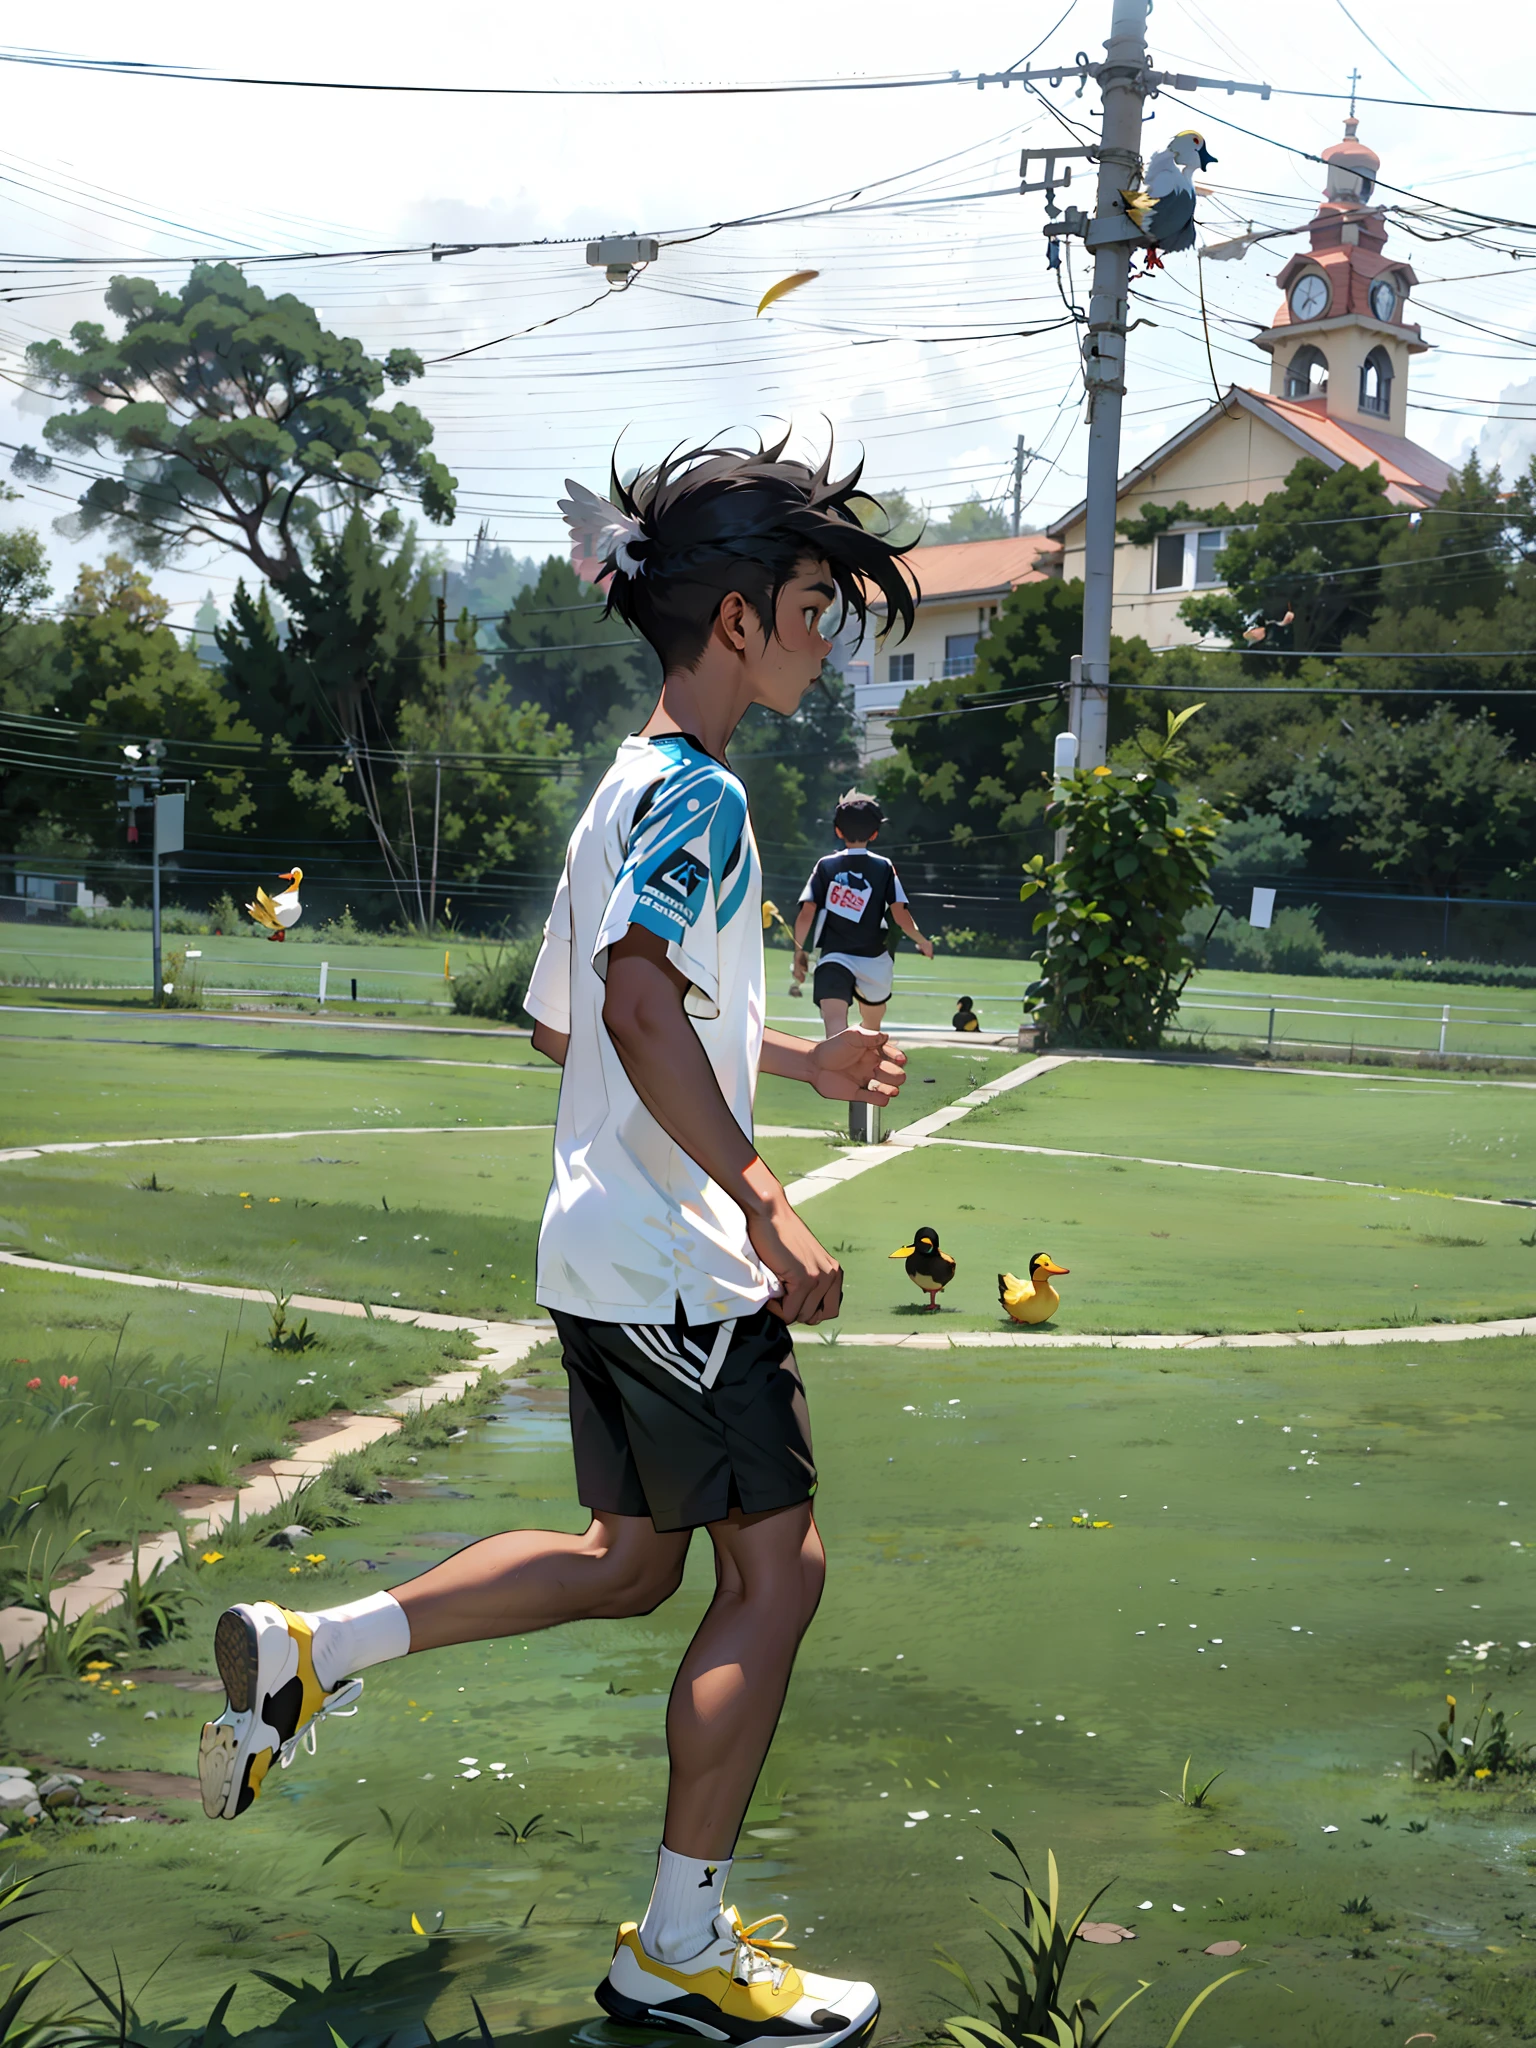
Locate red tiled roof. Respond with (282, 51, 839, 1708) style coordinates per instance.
(1255, 392, 1452, 503)
(871, 533, 1061, 609)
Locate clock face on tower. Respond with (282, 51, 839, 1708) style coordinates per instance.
(1289, 273, 1329, 322)
(1369, 277, 1398, 321)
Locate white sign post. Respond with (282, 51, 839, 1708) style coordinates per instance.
(1249, 886, 1276, 931)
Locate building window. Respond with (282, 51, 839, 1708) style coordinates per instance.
(888, 652, 914, 683)
(1152, 528, 1231, 593)
(1284, 345, 1329, 399)
(1193, 530, 1228, 586)
(1153, 533, 1186, 591)
(943, 633, 978, 679)
(1359, 346, 1393, 418)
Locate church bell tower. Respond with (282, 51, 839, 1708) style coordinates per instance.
(1255, 118, 1427, 438)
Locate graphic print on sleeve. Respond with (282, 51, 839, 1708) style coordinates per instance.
(597, 741, 750, 1019)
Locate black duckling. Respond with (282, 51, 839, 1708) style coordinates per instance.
(890, 1225, 957, 1312)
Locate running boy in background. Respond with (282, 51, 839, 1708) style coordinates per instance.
(792, 791, 933, 1036)
(197, 438, 918, 2048)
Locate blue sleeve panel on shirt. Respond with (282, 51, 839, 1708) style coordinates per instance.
(617, 754, 748, 943)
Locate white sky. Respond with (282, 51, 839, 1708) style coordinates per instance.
(2, 0, 1534, 628)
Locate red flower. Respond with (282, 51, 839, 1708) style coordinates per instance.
(59, 1375, 78, 1390)
(25, 1378, 41, 1391)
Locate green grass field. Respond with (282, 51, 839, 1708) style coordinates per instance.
(3, 1004, 1536, 2048)
(5, 1328, 1536, 2048)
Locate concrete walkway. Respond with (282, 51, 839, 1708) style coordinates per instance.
(0, 1258, 550, 1663)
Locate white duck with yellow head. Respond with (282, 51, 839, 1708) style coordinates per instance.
(246, 866, 304, 942)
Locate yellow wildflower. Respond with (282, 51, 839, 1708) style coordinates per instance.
(82, 1672, 101, 1684)
(304, 1554, 326, 1564)
(289, 1565, 301, 1574)
(86, 1659, 114, 1670)
(201, 1550, 224, 1564)
(1474, 1767, 1492, 1779)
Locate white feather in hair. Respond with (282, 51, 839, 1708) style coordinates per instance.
(558, 478, 649, 580)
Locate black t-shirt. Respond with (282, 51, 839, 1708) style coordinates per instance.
(800, 850, 906, 959)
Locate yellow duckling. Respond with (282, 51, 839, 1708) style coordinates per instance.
(890, 1225, 956, 1313)
(998, 1253, 1071, 1326)
(246, 866, 304, 942)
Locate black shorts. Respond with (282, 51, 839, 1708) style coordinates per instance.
(550, 1305, 817, 1534)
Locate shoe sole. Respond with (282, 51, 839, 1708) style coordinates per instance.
(594, 1980, 879, 2048)
(214, 1606, 260, 1713)
(198, 1607, 274, 1821)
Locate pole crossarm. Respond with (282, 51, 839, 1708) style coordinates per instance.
(980, 59, 1270, 97)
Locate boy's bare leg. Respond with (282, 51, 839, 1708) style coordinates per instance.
(856, 998, 887, 1032)
(817, 997, 851, 1037)
(661, 1501, 825, 1857)
(392, 1512, 691, 1649)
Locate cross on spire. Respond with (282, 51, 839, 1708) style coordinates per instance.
(1347, 68, 1362, 119)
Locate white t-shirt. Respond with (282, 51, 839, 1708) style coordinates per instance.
(524, 732, 772, 1326)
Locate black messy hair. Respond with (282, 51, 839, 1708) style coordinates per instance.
(833, 789, 885, 841)
(598, 434, 918, 673)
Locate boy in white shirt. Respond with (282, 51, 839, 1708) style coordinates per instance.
(197, 438, 919, 2048)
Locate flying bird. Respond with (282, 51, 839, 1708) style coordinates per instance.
(891, 1226, 957, 1313)
(246, 867, 304, 943)
(1122, 131, 1217, 259)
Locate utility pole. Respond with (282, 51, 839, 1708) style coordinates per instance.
(1006, 9, 1270, 769)
(1076, 0, 1150, 770)
(1012, 435, 1026, 536)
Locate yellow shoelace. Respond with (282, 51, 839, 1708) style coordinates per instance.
(729, 1913, 798, 1989)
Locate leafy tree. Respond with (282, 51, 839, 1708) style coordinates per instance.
(445, 531, 540, 650)
(1268, 703, 1536, 896)
(731, 669, 862, 895)
(494, 556, 656, 741)
(1209, 810, 1310, 885)
(0, 492, 50, 658)
(1022, 711, 1222, 1047)
(15, 262, 455, 585)
(63, 556, 257, 835)
(853, 488, 925, 548)
(875, 577, 1161, 877)
(396, 645, 579, 903)
(928, 496, 1013, 544)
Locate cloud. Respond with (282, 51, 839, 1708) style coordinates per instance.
(1478, 378, 1536, 478)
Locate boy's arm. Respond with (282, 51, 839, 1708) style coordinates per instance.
(761, 1026, 906, 1102)
(891, 902, 935, 958)
(603, 925, 843, 1324)
(530, 1022, 568, 1065)
(790, 901, 816, 987)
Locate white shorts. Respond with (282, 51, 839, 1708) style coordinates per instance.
(814, 949, 894, 1007)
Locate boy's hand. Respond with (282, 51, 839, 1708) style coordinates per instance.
(748, 1191, 844, 1324)
(915, 936, 935, 959)
(807, 1026, 907, 1104)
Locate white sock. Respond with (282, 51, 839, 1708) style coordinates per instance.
(297, 1591, 411, 1691)
(638, 1845, 733, 1964)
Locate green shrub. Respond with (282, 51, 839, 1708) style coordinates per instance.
(1321, 951, 1536, 989)
(1023, 721, 1221, 1049)
(451, 936, 542, 1025)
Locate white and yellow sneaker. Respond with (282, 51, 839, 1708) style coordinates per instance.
(596, 1907, 879, 2048)
(198, 1602, 363, 1820)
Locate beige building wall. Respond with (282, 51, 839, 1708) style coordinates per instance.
(1053, 409, 1327, 649)
(864, 593, 1009, 693)
(1265, 323, 1416, 437)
